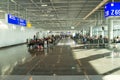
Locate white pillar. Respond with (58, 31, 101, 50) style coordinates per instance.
(102, 27, 104, 38)
(96, 29, 98, 37)
(90, 27, 92, 37)
(82, 29, 84, 35)
(108, 18, 113, 44)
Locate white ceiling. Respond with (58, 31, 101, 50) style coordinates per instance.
(0, 0, 118, 31)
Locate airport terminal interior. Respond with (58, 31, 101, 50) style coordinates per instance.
(0, 0, 120, 80)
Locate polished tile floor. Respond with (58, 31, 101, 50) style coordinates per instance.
(10, 45, 82, 75)
(0, 45, 31, 75)
(0, 38, 86, 80)
(72, 44, 120, 80)
(0, 38, 120, 80)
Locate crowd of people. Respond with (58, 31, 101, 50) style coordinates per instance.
(74, 33, 120, 44)
(26, 35, 61, 50)
(26, 32, 120, 57)
(73, 34, 108, 43)
(73, 33, 120, 49)
(26, 32, 120, 49)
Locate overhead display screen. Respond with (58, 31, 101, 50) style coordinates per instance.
(19, 18, 26, 26)
(8, 14, 19, 25)
(104, 2, 120, 18)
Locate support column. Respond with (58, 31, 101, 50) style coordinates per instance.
(102, 26, 104, 38)
(90, 27, 92, 37)
(108, 18, 113, 45)
(82, 29, 84, 36)
(96, 29, 98, 37)
(102, 31, 104, 37)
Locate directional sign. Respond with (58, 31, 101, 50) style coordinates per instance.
(104, 2, 120, 18)
(7, 14, 27, 26)
(27, 22, 32, 28)
(19, 18, 26, 26)
(8, 14, 19, 25)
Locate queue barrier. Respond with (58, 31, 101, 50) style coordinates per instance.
(83, 43, 108, 49)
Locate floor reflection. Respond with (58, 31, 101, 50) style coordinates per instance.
(0, 45, 31, 75)
(57, 37, 76, 46)
(0, 38, 80, 76)
(28, 48, 49, 57)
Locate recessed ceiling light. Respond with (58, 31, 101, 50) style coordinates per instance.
(11, 0, 14, 2)
(41, 4, 48, 7)
(71, 26, 74, 29)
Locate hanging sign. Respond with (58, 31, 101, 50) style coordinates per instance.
(8, 14, 19, 25)
(104, 2, 120, 18)
(19, 18, 26, 26)
(7, 14, 27, 26)
(27, 21, 32, 28)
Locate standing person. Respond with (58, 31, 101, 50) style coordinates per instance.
(82, 36, 87, 49)
(83, 36, 87, 44)
(33, 35, 36, 40)
(36, 32, 39, 40)
(115, 36, 120, 43)
(98, 35, 104, 48)
(44, 40, 48, 48)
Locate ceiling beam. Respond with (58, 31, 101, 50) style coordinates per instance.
(30, 19, 95, 22)
(13, 1, 101, 5)
(26, 6, 97, 9)
(83, 0, 109, 20)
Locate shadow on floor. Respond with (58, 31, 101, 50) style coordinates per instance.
(73, 48, 111, 80)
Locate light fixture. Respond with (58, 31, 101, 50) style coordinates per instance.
(71, 26, 75, 29)
(11, 0, 16, 3)
(11, 0, 14, 2)
(47, 30, 50, 33)
(41, 4, 48, 7)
